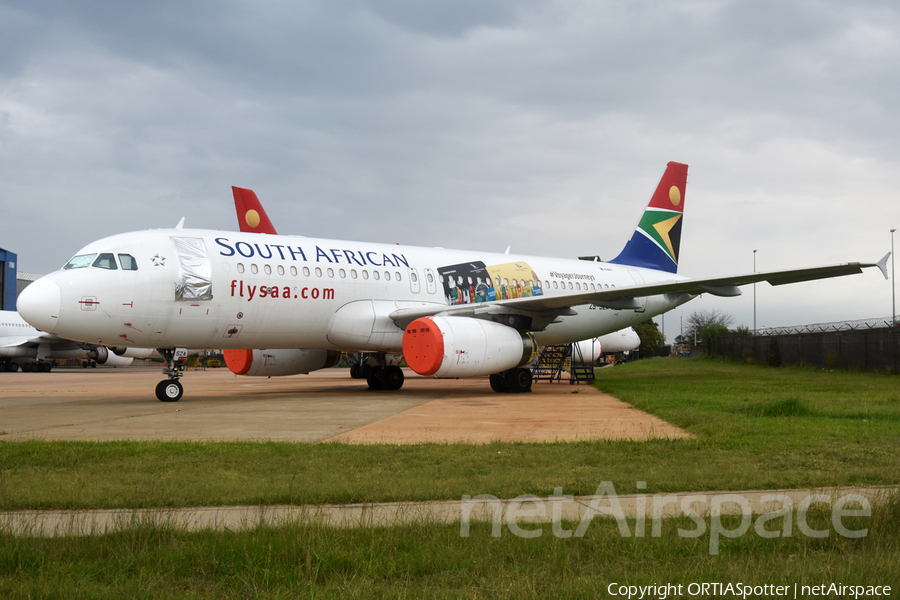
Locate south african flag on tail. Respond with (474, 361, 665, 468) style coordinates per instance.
(609, 161, 688, 274)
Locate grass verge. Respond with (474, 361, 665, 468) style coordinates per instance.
(2, 497, 898, 598)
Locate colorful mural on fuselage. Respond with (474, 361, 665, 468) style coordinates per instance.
(438, 261, 543, 306)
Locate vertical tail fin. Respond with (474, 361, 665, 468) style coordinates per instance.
(232, 186, 278, 235)
(608, 161, 688, 273)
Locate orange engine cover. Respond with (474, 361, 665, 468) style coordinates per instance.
(402, 316, 533, 378)
(224, 348, 340, 377)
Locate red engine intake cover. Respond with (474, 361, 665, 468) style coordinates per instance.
(402, 317, 445, 376)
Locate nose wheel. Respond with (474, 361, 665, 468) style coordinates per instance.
(156, 379, 184, 402)
(156, 347, 188, 402)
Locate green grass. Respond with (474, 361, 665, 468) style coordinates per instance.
(3, 358, 900, 597)
(1, 358, 898, 510)
(2, 498, 899, 599)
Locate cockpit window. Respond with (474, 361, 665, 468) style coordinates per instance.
(118, 254, 138, 270)
(63, 254, 98, 269)
(92, 253, 118, 270)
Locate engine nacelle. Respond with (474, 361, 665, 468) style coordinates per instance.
(403, 316, 534, 378)
(88, 346, 109, 364)
(575, 327, 641, 362)
(224, 348, 341, 377)
(111, 347, 156, 358)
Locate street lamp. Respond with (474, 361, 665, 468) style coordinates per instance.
(753, 249, 757, 333)
(892, 229, 896, 327)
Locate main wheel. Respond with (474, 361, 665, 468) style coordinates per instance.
(509, 368, 533, 393)
(379, 365, 404, 391)
(489, 373, 506, 393)
(41, 362, 52, 373)
(156, 379, 183, 402)
(366, 368, 384, 390)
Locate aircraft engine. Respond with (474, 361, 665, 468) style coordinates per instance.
(87, 346, 109, 364)
(223, 348, 341, 377)
(402, 316, 534, 378)
(111, 347, 156, 358)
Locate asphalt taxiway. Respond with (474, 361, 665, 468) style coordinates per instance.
(0, 366, 689, 443)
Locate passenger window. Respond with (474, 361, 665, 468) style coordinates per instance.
(251, 264, 258, 274)
(264, 265, 272, 275)
(384, 271, 391, 281)
(327, 268, 334, 278)
(339, 269, 346, 278)
(238, 263, 245, 274)
(64, 254, 98, 269)
(290, 266, 297, 276)
(303, 267, 310, 277)
(92, 253, 118, 270)
(373, 271, 381, 280)
(351, 269, 358, 279)
(363, 270, 369, 280)
(118, 254, 138, 271)
(396, 272, 401, 282)
(315, 267, 322, 277)
(277, 265, 284, 275)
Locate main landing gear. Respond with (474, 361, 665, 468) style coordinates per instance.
(349, 353, 405, 391)
(489, 367, 533, 393)
(155, 347, 188, 402)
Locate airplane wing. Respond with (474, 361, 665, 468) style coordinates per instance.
(389, 255, 889, 329)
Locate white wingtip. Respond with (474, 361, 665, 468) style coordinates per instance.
(504, 245, 510, 255)
(175, 217, 186, 230)
(877, 252, 890, 280)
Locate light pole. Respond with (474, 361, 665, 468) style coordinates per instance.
(753, 249, 757, 333)
(892, 229, 896, 327)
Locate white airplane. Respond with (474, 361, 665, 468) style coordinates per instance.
(229, 186, 642, 378)
(0, 309, 145, 371)
(17, 162, 889, 401)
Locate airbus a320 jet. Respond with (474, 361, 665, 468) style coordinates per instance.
(18, 162, 888, 401)
(226, 185, 641, 381)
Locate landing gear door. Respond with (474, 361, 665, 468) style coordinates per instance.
(171, 237, 213, 301)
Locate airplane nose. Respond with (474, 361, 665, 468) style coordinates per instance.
(18, 277, 61, 334)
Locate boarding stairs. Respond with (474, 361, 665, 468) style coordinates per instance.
(530, 343, 595, 385)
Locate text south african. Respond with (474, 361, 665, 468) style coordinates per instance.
(215, 238, 409, 268)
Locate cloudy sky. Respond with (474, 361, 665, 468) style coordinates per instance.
(2, 0, 898, 338)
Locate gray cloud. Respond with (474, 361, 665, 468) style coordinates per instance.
(1, 0, 898, 331)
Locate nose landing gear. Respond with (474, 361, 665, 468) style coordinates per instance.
(155, 347, 188, 402)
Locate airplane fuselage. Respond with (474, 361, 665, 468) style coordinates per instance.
(25, 228, 693, 353)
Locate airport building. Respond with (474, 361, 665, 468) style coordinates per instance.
(0, 246, 16, 311)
